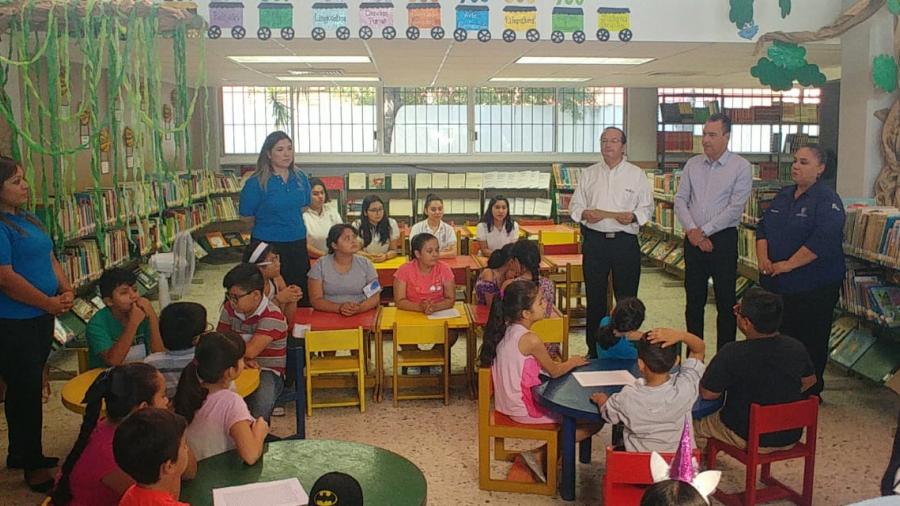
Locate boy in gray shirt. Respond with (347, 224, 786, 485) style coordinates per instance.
(591, 329, 706, 452)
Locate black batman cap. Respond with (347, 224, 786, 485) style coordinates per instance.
(309, 471, 363, 506)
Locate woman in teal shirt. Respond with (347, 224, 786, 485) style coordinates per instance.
(0, 157, 74, 491)
(240, 131, 312, 305)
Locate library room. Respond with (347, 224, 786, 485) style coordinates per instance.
(0, 1, 898, 505)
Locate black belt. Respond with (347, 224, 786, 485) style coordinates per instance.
(580, 226, 633, 239)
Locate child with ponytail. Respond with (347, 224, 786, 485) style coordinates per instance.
(478, 280, 599, 482)
(51, 363, 171, 506)
(173, 331, 268, 464)
(596, 297, 646, 360)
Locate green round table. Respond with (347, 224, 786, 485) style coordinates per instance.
(180, 439, 427, 505)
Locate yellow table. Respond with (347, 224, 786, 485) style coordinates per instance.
(62, 367, 261, 415)
(374, 302, 473, 401)
(372, 256, 409, 288)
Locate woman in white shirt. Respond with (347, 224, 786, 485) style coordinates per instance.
(476, 195, 519, 257)
(303, 178, 343, 260)
(351, 195, 401, 263)
(409, 193, 456, 258)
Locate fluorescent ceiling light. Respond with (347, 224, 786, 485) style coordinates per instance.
(228, 55, 371, 64)
(490, 77, 591, 83)
(276, 76, 380, 82)
(516, 56, 654, 65)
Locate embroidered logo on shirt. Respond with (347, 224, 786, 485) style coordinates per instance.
(796, 207, 808, 218)
(831, 203, 841, 212)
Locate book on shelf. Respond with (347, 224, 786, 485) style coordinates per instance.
(653, 172, 681, 194)
(852, 337, 900, 383)
(841, 262, 900, 327)
(368, 173, 386, 190)
(60, 240, 103, 289)
(829, 316, 857, 351)
(431, 172, 449, 189)
(843, 204, 900, 266)
(735, 276, 753, 298)
(390, 173, 409, 190)
(193, 241, 209, 260)
(205, 231, 228, 249)
(53, 317, 77, 345)
(448, 173, 466, 189)
(389, 199, 414, 217)
(465, 172, 483, 190)
(551, 164, 585, 190)
(782, 133, 818, 154)
(657, 131, 694, 153)
(212, 174, 241, 193)
(414, 173, 432, 189)
(89, 294, 105, 310)
(348, 172, 366, 190)
(71, 297, 98, 322)
(134, 265, 156, 291)
(222, 232, 245, 248)
(830, 327, 877, 368)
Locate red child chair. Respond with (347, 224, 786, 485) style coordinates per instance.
(602, 446, 702, 506)
(706, 397, 819, 506)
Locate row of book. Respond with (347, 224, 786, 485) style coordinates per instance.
(59, 240, 103, 290)
(102, 229, 131, 269)
(347, 170, 553, 192)
(753, 161, 791, 182)
(659, 100, 720, 123)
(781, 133, 818, 154)
(204, 230, 252, 250)
(346, 196, 553, 219)
(660, 102, 818, 126)
(737, 226, 758, 270)
(640, 236, 686, 271)
(651, 172, 681, 195)
(843, 204, 900, 268)
(212, 174, 242, 194)
(841, 262, 900, 328)
(209, 196, 240, 222)
(656, 132, 699, 153)
(829, 316, 900, 385)
(653, 202, 676, 231)
(551, 164, 586, 190)
(742, 184, 782, 225)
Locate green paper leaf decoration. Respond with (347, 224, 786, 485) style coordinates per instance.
(872, 54, 899, 93)
(768, 41, 807, 70)
(796, 63, 827, 87)
(751, 57, 794, 91)
(729, 0, 754, 29)
(889, 0, 900, 15)
(779, 0, 792, 17)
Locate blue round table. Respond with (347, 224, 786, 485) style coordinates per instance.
(533, 358, 722, 501)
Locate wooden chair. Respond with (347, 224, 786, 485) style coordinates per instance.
(602, 447, 702, 506)
(707, 397, 819, 506)
(539, 229, 580, 255)
(304, 327, 366, 416)
(75, 347, 89, 374)
(478, 367, 558, 495)
(563, 263, 585, 317)
(531, 313, 569, 360)
(392, 322, 449, 406)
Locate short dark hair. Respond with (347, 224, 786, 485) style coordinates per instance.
(636, 333, 678, 374)
(739, 286, 783, 334)
(242, 240, 275, 264)
(308, 177, 330, 203)
(598, 297, 645, 350)
(707, 113, 733, 134)
(640, 479, 707, 506)
(326, 224, 358, 254)
(113, 408, 187, 485)
(410, 232, 438, 260)
(222, 263, 264, 293)
(602, 126, 627, 145)
(159, 302, 207, 351)
(99, 268, 137, 298)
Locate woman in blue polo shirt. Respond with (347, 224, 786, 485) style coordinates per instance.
(0, 157, 74, 491)
(240, 131, 312, 306)
(755, 144, 845, 397)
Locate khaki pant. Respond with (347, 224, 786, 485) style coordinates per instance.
(694, 411, 794, 454)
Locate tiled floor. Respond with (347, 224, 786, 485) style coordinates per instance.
(1, 260, 897, 505)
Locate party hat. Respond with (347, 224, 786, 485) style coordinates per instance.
(669, 415, 695, 482)
(649, 415, 721, 504)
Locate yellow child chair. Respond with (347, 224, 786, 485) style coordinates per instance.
(531, 313, 570, 360)
(304, 327, 366, 416)
(538, 229, 579, 255)
(392, 322, 449, 407)
(477, 367, 558, 495)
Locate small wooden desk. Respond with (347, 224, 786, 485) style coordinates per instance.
(180, 440, 427, 506)
(520, 223, 578, 237)
(372, 256, 409, 288)
(61, 367, 260, 415)
(294, 307, 379, 385)
(544, 253, 584, 270)
(375, 302, 473, 401)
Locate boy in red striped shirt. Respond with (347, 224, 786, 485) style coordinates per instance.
(218, 263, 288, 422)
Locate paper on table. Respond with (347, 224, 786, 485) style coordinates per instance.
(212, 478, 308, 506)
(426, 307, 461, 319)
(572, 370, 637, 387)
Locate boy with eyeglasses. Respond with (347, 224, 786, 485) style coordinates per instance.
(217, 263, 287, 423)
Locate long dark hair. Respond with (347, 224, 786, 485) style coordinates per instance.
(254, 131, 298, 192)
(242, 239, 276, 265)
(173, 331, 246, 423)
(479, 280, 539, 367)
(327, 223, 358, 254)
(359, 195, 390, 247)
(509, 239, 541, 285)
(480, 195, 515, 234)
(487, 243, 515, 269)
(421, 193, 443, 220)
(598, 297, 646, 350)
(52, 363, 161, 505)
(308, 177, 330, 203)
(410, 232, 437, 261)
(640, 480, 707, 506)
(0, 156, 44, 235)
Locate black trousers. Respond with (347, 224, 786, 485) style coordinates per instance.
(683, 227, 737, 351)
(0, 314, 53, 470)
(583, 227, 641, 358)
(268, 238, 311, 308)
(882, 409, 900, 496)
(779, 282, 840, 396)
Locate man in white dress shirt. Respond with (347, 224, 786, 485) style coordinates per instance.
(570, 127, 653, 357)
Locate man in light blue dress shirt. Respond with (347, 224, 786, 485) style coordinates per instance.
(674, 114, 752, 350)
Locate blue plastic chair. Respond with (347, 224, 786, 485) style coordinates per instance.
(275, 340, 306, 438)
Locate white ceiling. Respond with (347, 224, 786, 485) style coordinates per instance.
(159, 37, 842, 88)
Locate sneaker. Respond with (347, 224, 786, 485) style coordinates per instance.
(519, 450, 547, 483)
(272, 406, 286, 417)
(406, 367, 421, 375)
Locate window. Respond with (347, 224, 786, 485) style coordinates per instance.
(475, 88, 555, 153)
(556, 87, 625, 153)
(383, 87, 468, 154)
(221, 86, 290, 154)
(293, 87, 377, 153)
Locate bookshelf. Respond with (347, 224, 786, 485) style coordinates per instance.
(345, 172, 415, 225)
(413, 172, 484, 224)
(482, 170, 553, 221)
(551, 163, 586, 222)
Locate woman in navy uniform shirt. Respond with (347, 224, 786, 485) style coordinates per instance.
(240, 131, 312, 306)
(756, 145, 845, 397)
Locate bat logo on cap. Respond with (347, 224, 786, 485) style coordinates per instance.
(314, 489, 339, 506)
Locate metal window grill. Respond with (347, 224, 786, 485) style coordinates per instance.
(293, 87, 378, 153)
(474, 87, 556, 153)
(221, 86, 290, 154)
(383, 87, 468, 154)
(556, 87, 625, 153)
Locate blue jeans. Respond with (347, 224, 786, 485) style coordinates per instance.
(246, 370, 284, 423)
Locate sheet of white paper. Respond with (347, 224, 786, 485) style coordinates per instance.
(415, 173, 432, 189)
(426, 308, 461, 320)
(466, 172, 483, 189)
(431, 172, 449, 189)
(213, 478, 308, 506)
(448, 173, 466, 188)
(391, 173, 409, 190)
(572, 370, 637, 387)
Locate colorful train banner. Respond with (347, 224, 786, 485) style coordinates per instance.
(161, 0, 844, 44)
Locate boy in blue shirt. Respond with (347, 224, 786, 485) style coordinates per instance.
(86, 268, 163, 369)
(144, 302, 207, 398)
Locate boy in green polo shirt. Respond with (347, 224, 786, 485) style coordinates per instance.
(86, 268, 163, 369)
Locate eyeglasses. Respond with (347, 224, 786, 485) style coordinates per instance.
(367, 207, 385, 213)
(225, 290, 254, 304)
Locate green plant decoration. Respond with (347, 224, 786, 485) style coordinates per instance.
(751, 41, 826, 91)
(889, 0, 900, 15)
(729, 0, 793, 29)
(873, 54, 899, 92)
(780, 0, 792, 17)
